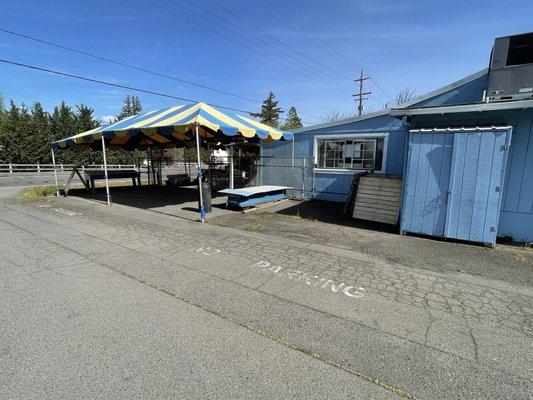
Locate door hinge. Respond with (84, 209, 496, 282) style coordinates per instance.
(500, 144, 509, 151)
(495, 186, 502, 192)
(490, 226, 496, 232)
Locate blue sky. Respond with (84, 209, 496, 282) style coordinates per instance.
(0, 0, 531, 126)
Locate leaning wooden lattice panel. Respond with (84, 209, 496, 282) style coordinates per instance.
(353, 175, 403, 225)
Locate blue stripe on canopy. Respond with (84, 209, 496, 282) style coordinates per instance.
(140, 103, 196, 128)
(52, 101, 294, 149)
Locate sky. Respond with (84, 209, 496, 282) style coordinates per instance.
(0, 0, 532, 127)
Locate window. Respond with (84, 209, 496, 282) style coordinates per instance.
(317, 137, 385, 171)
(506, 32, 533, 66)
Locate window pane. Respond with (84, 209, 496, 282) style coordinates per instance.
(364, 150, 374, 159)
(317, 137, 385, 171)
(363, 160, 374, 169)
(364, 140, 375, 151)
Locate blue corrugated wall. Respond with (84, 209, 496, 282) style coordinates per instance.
(259, 69, 532, 241)
(262, 114, 407, 202)
(410, 109, 533, 242)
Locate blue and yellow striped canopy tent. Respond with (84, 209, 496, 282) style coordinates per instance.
(52, 101, 293, 150)
(51, 101, 293, 222)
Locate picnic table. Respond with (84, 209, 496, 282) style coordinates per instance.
(83, 169, 141, 190)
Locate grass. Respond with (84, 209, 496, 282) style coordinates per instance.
(21, 185, 61, 198)
(247, 218, 263, 231)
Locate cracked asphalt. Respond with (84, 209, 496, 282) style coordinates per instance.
(0, 186, 532, 399)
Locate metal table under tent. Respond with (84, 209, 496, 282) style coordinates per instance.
(51, 101, 293, 222)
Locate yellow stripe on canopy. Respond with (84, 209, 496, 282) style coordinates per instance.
(52, 101, 293, 150)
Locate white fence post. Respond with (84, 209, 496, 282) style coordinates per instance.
(37, 164, 40, 173)
(9, 163, 13, 173)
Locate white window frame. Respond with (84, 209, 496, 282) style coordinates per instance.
(313, 133, 389, 174)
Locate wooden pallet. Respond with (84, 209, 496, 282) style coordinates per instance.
(353, 175, 403, 224)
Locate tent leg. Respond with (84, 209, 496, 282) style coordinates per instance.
(51, 147, 60, 196)
(101, 135, 112, 205)
(195, 124, 205, 223)
(229, 146, 234, 189)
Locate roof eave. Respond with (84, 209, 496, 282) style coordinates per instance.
(291, 110, 390, 134)
(291, 68, 490, 134)
(389, 99, 533, 117)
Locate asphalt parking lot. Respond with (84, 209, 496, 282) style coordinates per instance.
(0, 185, 532, 399)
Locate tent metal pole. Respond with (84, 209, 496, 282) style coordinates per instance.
(229, 145, 234, 189)
(195, 124, 205, 223)
(51, 147, 60, 197)
(101, 135, 112, 205)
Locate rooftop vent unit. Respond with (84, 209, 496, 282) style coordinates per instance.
(487, 32, 533, 102)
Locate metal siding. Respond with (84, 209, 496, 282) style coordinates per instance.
(410, 109, 533, 241)
(403, 128, 511, 246)
(259, 115, 408, 202)
(516, 114, 533, 214)
(447, 133, 478, 239)
(420, 133, 451, 235)
(261, 141, 292, 157)
(412, 74, 488, 108)
(447, 130, 509, 244)
(470, 133, 497, 243)
(482, 133, 509, 243)
(402, 132, 453, 235)
(502, 113, 530, 212)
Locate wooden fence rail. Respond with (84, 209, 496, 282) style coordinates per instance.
(0, 164, 136, 173)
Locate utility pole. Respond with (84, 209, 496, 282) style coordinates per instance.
(353, 69, 371, 116)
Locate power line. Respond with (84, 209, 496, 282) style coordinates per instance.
(0, 26, 322, 123)
(0, 27, 259, 104)
(148, 0, 353, 94)
(256, 0, 394, 103)
(214, 2, 357, 86)
(144, 0, 330, 122)
(176, 0, 350, 92)
(0, 58, 251, 114)
(0, 58, 319, 125)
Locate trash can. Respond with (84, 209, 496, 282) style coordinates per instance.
(198, 179, 212, 214)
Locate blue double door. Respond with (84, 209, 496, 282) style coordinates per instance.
(401, 128, 512, 246)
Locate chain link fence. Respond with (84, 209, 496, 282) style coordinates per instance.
(251, 156, 314, 199)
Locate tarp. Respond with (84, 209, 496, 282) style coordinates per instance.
(52, 102, 293, 150)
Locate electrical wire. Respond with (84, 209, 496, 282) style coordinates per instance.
(0, 27, 260, 103)
(0, 58, 320, 125)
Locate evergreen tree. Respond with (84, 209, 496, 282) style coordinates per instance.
(0, 101, 20, 163)
(131, 95, 142, 115)
(50, 101, 76, 141)
(30, 102, 51, 163)
(251, 91, 283, 127)
(281, 106, 303, 130)
(17, 104, 34, 164)
(75, 104, 98, 133)
(117, 95, 142, 119)
(0, 92, 4, 121)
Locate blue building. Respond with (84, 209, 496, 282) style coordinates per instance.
(261, 33, 533, 243)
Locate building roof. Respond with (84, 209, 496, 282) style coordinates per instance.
(292, 68, 489, 134)
(389, 99, 533, 117)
